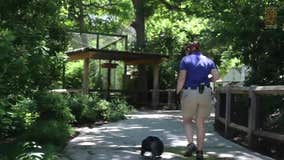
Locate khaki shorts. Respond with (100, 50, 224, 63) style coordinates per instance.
(181, 87, 212, 119)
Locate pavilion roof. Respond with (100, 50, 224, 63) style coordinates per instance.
(65, 47, 168, 65)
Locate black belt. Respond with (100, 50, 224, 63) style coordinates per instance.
(184, 85, 210, 90)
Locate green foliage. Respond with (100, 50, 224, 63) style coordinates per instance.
(16, 142, 44, 160)
(64, 61, 83, 89)
(0, 140, 21, 160)
(34, 92, 74, 123)
(67, 94, 133, 123)
(218, 52, 242, 77)
(1, 2, 283, 159)
(26, 120, 74, 145)
(89, 61, 105, 89)
(63, 0, 134, 33)
(41, 144, 60, 160)
(145, 4, 213, 89)
(0, 92, 73, 159)
(24, 92, 75, 145)
(90, 97, 134, 122)
(68, 94, 89, 122)
(196, 0, 284, 85)
(0, 92, 76, 157)
(82, 98, 111, 122)
(146, 28, 183, 89)
(0, 0, 69, 97)
(9, 96, 38, 134)
(145, 0, 283, 86)
(108, 98, 134, 121)
(0, 141, 60, 160)
(0, 95, 38, 139)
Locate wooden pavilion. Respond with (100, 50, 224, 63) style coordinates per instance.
(65, 47, 168, 107)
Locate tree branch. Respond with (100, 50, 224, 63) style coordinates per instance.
(83, 1, 120, 10)
(159, 0, 182, 11)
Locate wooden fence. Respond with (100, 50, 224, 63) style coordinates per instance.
(215, 85, 284, 148)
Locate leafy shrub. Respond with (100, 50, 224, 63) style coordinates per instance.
(24, 92, 75, 145)
(0, 95, 38, 139)
(64, 61, 83, 89)
(41, 144, 60, 160)
(67, 94, 89, 122)
(34, 92, 74, 123)
(68, 94, 102, 123)
(68, 94, 134, 123)
(1, 141, 60, 160)
(108, 112, 125, 122)
(16, 142, 44, 160)
(10, 96, 38, 130)
(82, 97, 134, 122)
(108, 98, 134, 122)
(0, 141, 21, 160)
(14, 142, 60, 160)
(0, 100, 13, 138)
(82, 99, 111, 122)
(67, 93, 134, 124)
(26, 120, 74, 145)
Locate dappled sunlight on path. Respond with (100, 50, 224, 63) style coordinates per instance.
(61, 110, 273, 160)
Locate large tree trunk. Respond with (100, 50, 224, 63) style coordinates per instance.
(132, 0, 145, 50)
(132, 0, 148, 105)
(78, 1, 89, 94)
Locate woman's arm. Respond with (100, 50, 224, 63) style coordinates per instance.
(210, 69, 220, 82)
(176, 70, 187, 94)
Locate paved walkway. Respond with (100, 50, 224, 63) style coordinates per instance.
(61, 110, 273, 160)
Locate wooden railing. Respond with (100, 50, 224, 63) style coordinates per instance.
(215, 85, 284, 147)
(149, 89, 177, 107)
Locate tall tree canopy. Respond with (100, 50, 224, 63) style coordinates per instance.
(196, 0, 284, 85)
(1, 0, 283, 96)
(0, 0, 69, 96)
(62, 0, 134, 33)
(143, 0, 284, 86)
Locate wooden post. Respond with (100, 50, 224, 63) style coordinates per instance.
(248, 86, 259, 148)
(124, 63, 127, 75)
(225, 87, 232, 138)
(125, 36, 128, 50)
(106, 60, 112, 99)
(62, 60, 66, 89)
(123, 64, 127, 90)
(215, 91, 221, 119)
(83, 58, 90, 94)
(138, 64, 148, 105)
(96, 34, 100, 49)
(167, 90, 172, 108)
(152, 64, 160, 108)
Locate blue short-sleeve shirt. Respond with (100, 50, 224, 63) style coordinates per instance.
(179, 51, 217, 88)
